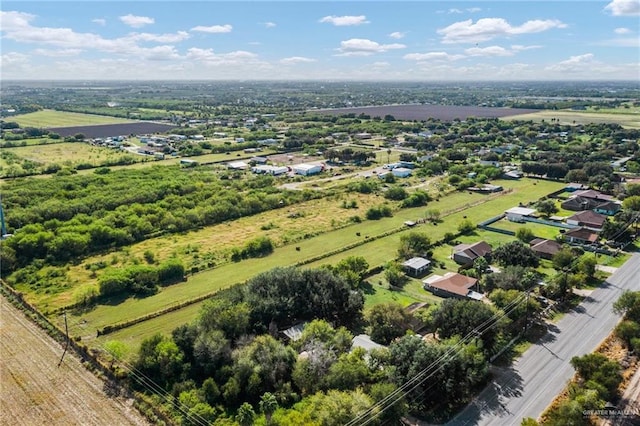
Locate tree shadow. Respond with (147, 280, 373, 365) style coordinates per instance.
(445, 365, 524, 424)
(101, 292, 130, 306)
(360, 281, 376, 295)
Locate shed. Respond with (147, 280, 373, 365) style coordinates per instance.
(293, 163, 323, 176)
(392, 167, 412, 178)
(505, 207, 536, 222)
(227, 161, 248, 170)
(402, 257, 432, 277)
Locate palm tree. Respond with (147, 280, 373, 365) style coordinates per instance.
(259, 392, 278, 424)
(236, 402, 255, 426)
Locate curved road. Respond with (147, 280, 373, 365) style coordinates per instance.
(449, 253, 640, 425)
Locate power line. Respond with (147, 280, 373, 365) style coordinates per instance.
(346, 293, 529, 426)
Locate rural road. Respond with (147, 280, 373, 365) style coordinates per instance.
(448, 252, 640, 426)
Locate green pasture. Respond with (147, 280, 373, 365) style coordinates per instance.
(9, 109, 134, 128)
(502, 109, 640, 129)
(489, 218, 563, 240)
(92, 302, 203, 359)
(62, 178, 564, 341)
(0, 142, 141, 168)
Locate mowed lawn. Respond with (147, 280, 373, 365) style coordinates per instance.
(2, 142, 140, 167)
(65, 178, 565, 341)
(9, 110, 134, 128)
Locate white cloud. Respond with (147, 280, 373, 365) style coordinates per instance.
(0, 52, 29, 66)
(389, 31, 406, 39)
(263, 22, 276, 28)
(0, 11, 35, 30)
(140, 45, 181, 61)
(443, 7, 481, 14)
(545, 53, 596, 72)
(372, 61, 390, 68)
(127, 31, 190, 43)
(614, 27, 632, 34)
(319, 15, 369, 26)
(191, 24, 233, 33)
(119, 14, 154, 28)
(465, 45, 514, 57)
(403, 51, 464, 61)
(33, 48, 82, 57)
(92, 18, 106, 26)
(604, 0, 640, 16)
(336, 38, 405, 56)
(603, 37, 640, 47)
(186, 48, 260, 65)
(280, 56, 316, 64)
(438, 18, 567, 44)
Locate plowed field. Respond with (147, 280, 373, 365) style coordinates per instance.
(0, 297, 150, 426)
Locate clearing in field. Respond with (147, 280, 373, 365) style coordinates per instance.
(0, 297, 149, 426)
(8, 109, 135, 128)
(1, 142, 142, 169)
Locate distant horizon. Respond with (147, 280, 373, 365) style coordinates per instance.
(2, 1, 639, 81)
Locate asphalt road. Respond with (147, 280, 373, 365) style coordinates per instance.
(448, 253, 640, 426)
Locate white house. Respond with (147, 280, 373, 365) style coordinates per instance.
(505, 207, 536, 222)
(293, 163, 323, 176)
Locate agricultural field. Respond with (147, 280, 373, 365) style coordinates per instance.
(47, 122, 178, 138)
(9, 109, 135, 128)
(312, 104, 540, 120)
(0, 298, 149, 426)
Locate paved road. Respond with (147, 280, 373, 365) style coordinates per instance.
(448, 253, 640, 426)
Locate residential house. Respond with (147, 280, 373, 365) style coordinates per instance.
(594, 201, 622, 216)
(402, 257, 432, 277)
(452, 241, 492, 265)
(566, 210, 607, 231)
(423, 273, 483, 300)
(572, 189, 614, 202)
(561, 196, 603, 211)
(529, 238, 563, 260)
(563, 227, 599, 245)
(351, 334, 386, 352)
(227, 161, 248, 170)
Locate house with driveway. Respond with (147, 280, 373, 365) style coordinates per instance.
(423, 272, 483, 300)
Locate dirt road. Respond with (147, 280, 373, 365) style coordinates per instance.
(0, 297, 150, 426)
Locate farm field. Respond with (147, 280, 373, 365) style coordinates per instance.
(0, 297, 149, 426)
(311, 104, 540, 121)
(64, 178, 565, 347)
(9, 110, 135, 127)
(503, 109, 640, 128)
(47, 122, 178, 138)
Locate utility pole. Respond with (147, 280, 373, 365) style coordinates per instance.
(523, 289, 531, 334)
(57, 310, 69, 367)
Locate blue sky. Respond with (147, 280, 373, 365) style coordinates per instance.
(1, 1, 639, 80)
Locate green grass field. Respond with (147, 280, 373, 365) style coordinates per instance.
(62, 178, 566, 342)
(1, 142, 141, 169)
(9, 110, 135, 128)
(503, 109, 640, 129)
